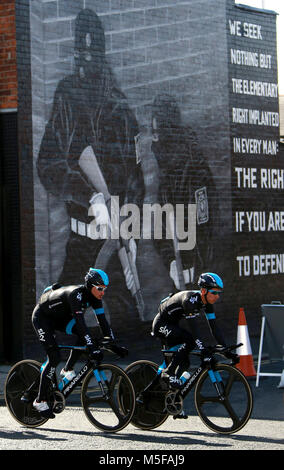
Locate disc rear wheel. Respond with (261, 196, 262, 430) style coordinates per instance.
(125, 360, 169, 430)
(4, 360, 49, 427)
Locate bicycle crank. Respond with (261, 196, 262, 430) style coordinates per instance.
(164, 391, 183, 415)
(52, 391, 66, 414)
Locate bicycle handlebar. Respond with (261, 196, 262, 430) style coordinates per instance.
(191, 343, 242, 357)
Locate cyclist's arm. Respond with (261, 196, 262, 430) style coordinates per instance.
(92, 305, 115, 340)
(182, 297, 207, 350)
(205, 309, 226, 346)
(69, 291, 98, 350)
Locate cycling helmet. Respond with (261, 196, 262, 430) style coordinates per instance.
(198, 272, 223, 291)
(85, 268, 109, 290)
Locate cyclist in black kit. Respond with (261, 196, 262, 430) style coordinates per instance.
(32, 268, 127, 418)
(152, 272, 239, 389)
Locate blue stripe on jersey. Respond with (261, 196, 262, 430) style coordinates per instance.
(43, 285, 52, 293)
(66, 318, 76, 334)
(206, 313, 216, 320)
(93, 308, 104, 315)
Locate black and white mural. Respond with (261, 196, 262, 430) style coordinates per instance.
(26, 0, 281, 343)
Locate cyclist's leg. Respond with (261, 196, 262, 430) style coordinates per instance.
(156, 324, 195, 384)
(62, 322, 84, 372)
(32, 306, 60, 415)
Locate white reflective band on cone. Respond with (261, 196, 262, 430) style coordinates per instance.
(237, 325, 252, 356)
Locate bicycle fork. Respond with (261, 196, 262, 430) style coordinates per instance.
(208, 369, 225, 401)
(93, 369, 110, 398)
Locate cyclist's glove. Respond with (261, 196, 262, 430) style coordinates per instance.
(109, 344, 128, 358)
(88, 347, 104, 363)
(225, 351, 240, 365)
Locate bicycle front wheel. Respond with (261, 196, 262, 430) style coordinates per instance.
(194, 363, 253, 434)
(4, 360, 49, 428)
(81, 363, 135, 433)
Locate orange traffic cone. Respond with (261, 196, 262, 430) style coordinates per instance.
(236, 308, 256, 377)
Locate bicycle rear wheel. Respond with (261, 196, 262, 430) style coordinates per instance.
(124, 360, 169, 430)
(81, 363, 135, 433)
(194, 363, 253, 434)
(4, 360, 49, 428)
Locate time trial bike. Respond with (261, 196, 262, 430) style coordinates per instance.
(123, 342, 253, 435)
(4, 339, 135, 433)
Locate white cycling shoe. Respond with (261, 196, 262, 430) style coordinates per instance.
(33, 399, 55, 419)
(60, 369, 76, 381)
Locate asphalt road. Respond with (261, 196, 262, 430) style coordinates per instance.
(0, 376, 283, 453)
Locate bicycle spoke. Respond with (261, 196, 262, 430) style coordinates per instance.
(107, 396, 124, 421)
(108, 370, 119, 394)
(223, 398, 241, 427)
(224, 372, 235, 395)
(198, 394, 222, 405)
(84, 394, 107, 405)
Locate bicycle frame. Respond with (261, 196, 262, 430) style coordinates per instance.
(156, 345, 225, 400)
(41, 344, 105, 400)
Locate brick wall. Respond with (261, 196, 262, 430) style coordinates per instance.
(0, 0, 17, 109)
(14, 0, 282, 355)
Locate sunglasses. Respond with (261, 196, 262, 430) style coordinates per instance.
(93, 285, 107, 291)
(208, 290, 222, 295)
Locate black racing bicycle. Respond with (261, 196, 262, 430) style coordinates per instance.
(123, 342, 253, 435)
(4, 340, 135, 433)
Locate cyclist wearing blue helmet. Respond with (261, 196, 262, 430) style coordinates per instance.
(32, 268, 127, 418)
(152, 272, 239, 389)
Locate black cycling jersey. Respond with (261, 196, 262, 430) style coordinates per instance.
(153, 290, 225, 348)
(158, 290, 213, 321)
(37, 283, 113, 348)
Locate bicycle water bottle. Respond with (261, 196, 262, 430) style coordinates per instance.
(180, 371, 191, 384)
(58, 377, 69, 391)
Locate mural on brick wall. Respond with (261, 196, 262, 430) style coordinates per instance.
(37, 9, 145, 324)
(33, 4, 226, 337)
(28, 0, 281, 343)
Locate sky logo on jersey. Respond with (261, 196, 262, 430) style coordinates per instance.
(159, 326, 172, 337)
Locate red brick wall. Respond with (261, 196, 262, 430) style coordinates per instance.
(0, 0, 17, 109)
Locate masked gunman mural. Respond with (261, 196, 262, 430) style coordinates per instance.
(37, 10, 145, 323)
